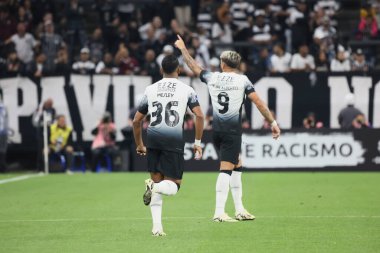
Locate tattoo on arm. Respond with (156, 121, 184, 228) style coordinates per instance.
(180, 48, 203, 76)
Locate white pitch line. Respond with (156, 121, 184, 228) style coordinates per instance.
(0, 216, 379, 223)
(0, 173, 45, 185)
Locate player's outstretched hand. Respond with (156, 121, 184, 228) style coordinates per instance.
(271, 125, 281, 140)
(174, 35, 186, 50)
(193, 145, 202, 160)
(136, 145, 147, 156)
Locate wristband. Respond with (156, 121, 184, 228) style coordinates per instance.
(194, 139, 201, 146)
(271, 120, 278, 127)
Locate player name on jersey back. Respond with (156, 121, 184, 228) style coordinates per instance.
(157, 82, 177, 97)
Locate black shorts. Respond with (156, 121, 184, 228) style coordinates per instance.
(213, 132, 241, 165)
(147, 148, 184, 180)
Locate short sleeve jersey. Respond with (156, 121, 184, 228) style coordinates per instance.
(138, 78, 200, 153)
(200, 70, 255, 134)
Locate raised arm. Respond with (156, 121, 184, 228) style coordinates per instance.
(174, 35, 203, 77)
(248, 92, 281, 140)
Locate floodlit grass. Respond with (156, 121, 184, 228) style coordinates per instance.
(0, 172, 379, 253)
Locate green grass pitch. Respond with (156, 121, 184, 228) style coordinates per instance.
(0, 172, 379, 253)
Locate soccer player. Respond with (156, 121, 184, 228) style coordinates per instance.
(175, 35, 281, 222)
(133, 54, 204, 236)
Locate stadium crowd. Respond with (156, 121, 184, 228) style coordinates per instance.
(0, 0, 379, 80)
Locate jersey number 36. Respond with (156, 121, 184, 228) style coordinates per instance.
(151, 101, 180, 127)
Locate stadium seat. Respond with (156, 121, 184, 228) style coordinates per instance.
(71, 151, 86, 173)
(49, 153, 66, 172)
(96, 154, 112, 173)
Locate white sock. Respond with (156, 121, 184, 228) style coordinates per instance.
(230, 170, 245, 213)
(150, 192, 163, 232)
(153, 180, 178, 196)
(214, 171, 231, 217)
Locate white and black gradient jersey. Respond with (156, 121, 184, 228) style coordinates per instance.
(200, 70, 255, 134)
(138, 78, 200, 153)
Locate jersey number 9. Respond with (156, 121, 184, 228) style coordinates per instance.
(217, 92, 229, 114)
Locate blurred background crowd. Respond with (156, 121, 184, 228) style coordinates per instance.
(0, 0, 379, 81)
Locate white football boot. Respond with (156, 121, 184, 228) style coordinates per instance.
(152, 230, 167, 237)
(143, 179, 154, 206)
(235, 209, 255, 221)
(213, 213, 238, 222)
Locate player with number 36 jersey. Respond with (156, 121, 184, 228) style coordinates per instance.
(133, 55, 204, 236)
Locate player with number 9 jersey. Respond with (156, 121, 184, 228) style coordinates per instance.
(200, 71, 255, 134)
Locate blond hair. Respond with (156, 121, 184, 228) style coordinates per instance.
(220, 51, 241, 69)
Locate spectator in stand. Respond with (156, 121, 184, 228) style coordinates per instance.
(112, 23, 129, 54)
(197, 0, 214, 37)
(115, 45, 140, 75)
(372, 0, 380, 28)
(166, 19, 186, 44)
(40, 21, 65, 74)
(139, 26, 161, 56)
(91, 112, 117, 172)
(191, 35, 210, 69)
(116, 1, 135, 23)
(351, 48, 370, 72)
(356, 11, 379, 40)
(8, 22, 38, 66)
(313, 16, 336, 59)
(72, 47, 95, 74)
(338, 93, 370, 129)
(64, 0, 87, 56)
(48, 114, 74, 174)
(209, 57, 220, 72)
(3, 51, 24, 77)
(315, 49, 329, 71)
(330, 47, 351, 72)
(173, 0, 192, 27)
(266, 0, 288, 43)
(139, 16, 166, 41)
(313, 0, 340, 19)
(156, 45, 174, 66)
(253, 47, 270, 73)
(95, 0, 119, 51)
(95, 52, 118, 75)
(88, 27, 104, 64)
(212, 4, 235, 55)
(291, 44, 315, 72)
(251, 10, 275, 47)
(288, 0, 311, 52)
(230, 0, 255, 30)
(16, 5, 33, 30)
(55, 48, 71, 76)
(140, 49, 160, 82)
(270, 43, 291, 73)
(0, 7, 16, 42)
(29, 52, 49, 78)
(303, 112, 323, 129)
(313, 0, 340, 27)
